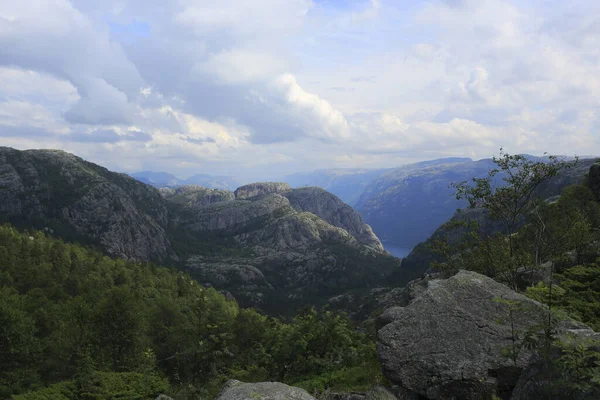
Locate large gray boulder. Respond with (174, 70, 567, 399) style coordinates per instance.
(216, 380, 316, 400)
(377, 270, 589, 399)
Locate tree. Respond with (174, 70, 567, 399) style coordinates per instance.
(451, 150, 573, 288)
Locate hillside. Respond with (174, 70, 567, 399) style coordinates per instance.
(0, 147, 411, 312)
(0, 224, 380, 399)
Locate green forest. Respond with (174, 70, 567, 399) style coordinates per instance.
(0, 225, 381, 399)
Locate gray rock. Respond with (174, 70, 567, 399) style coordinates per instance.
(216, 380, 316, 400)
(366, 387, 398, 400)
(377, 270, 582, 399)
(160, 185, 234, 207)
(284, 187, 384, 251)
(155, 395, 174, 400)
(235, 182, 291, 199)
(181, 194, 292, 233)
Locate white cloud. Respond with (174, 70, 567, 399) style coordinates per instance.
(0, 0, 599, 180)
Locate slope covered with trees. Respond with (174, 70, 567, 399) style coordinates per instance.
(0, 225, 381, 399)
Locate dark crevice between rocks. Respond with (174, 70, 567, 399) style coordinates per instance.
(488, 366, 522, 400)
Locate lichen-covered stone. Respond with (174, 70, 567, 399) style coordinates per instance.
(216, 380, 316, 400)
(377, 270, 593, 399)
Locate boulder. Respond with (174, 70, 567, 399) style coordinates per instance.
(234, 182, 291, 199)
(588, 163, 600, 202)
(216, 380, 316, 400)
(377, 270, 585, 399)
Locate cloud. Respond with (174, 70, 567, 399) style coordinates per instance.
(0, 0, 142, 125)
(68, 129, 151, 143)
(1, 0, 599, 180)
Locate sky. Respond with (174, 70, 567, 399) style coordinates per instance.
(0, 0, 599, 181)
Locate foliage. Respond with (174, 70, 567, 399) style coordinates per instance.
(0, 224, 379, 398)
(553, 334, 600, 394)
(449, 150, 573, 288)
(13, 371, 169, 400)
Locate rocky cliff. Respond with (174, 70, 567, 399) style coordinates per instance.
(0, 147, 173, 261)
(283, 187, 384, 251)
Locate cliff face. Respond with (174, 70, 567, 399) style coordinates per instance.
(0, 147, 173, 261)
(283, 187, 384, 251)
(0, 147, 398, 311)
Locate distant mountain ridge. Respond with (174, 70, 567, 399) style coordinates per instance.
(131, 170, 241, 190)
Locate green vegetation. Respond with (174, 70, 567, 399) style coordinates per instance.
(431, 151, 600, 396)
(0, 225, 380, 399)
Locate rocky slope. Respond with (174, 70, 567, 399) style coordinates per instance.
(167, 182, 393, 308)
(159, 185, 234, 207)
(377, 270, 600, 399)
(0, 147, 173, 261)
(0, 147, 401, 311)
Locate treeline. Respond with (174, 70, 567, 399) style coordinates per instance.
(0, 225, 381, 399)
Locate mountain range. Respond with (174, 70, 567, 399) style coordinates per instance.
(130, 170, 241, 190)
(0, 147, 417, 312)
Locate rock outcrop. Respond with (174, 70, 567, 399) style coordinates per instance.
(159, 185, 234, 207)
(234, 182, 291, 199)
(284, 187, 383, 251)
(377, 270, 595, 399)
(180, 193, 292, 234)
(216, 380, 316, 400)
(0, 147, 172, 261)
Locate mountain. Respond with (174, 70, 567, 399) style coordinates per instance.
(0, 147, 173, 261)
(285, 168, 389, 206)
(164, 182, 400, 309)
(130, 170, 241, 190)
(183, 173, 241, 190)
(354, 158, 491, 247)
(130, 170, 181, 188)
(0, 147, 411, 311)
